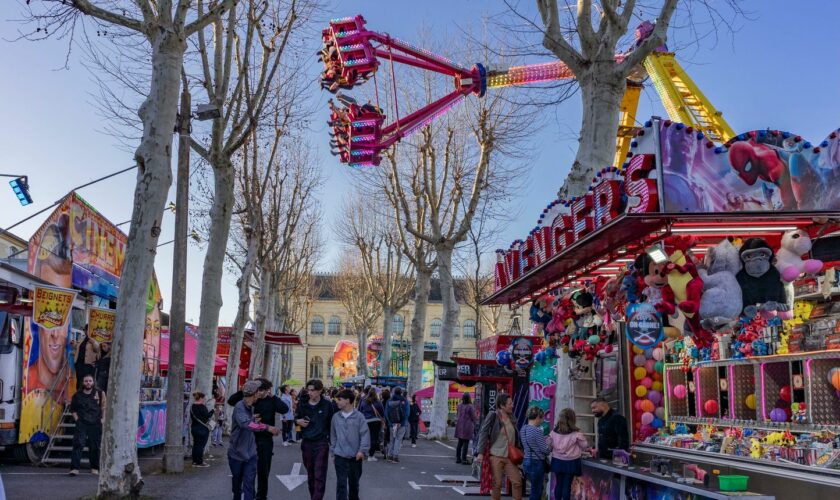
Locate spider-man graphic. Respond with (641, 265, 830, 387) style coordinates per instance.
(728, 140, 809, 209)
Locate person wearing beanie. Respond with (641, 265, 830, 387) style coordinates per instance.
(229, 380, 280, 500)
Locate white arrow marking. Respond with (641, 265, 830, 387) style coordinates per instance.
(408, 481, 457, 490)
(277, 462, 308, 491)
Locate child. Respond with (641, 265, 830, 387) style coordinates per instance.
(548, 408, 589, 500)
(520, 406, 549, 500)
(331, 389, 371, 500)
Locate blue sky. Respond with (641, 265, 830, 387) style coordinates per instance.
(1, 1, 839, 325)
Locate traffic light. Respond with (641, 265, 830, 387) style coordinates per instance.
(9, 176, 33, 206)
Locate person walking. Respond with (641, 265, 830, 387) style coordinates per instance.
(212, 389, 226, 446)
(408, 394, 422, 448)
(358, 390, 385, 461)
(280, 385, 295, 446)
(331, 389, 370, 500)
(590, 398, 629, 460)
(68, 374, 104, 476)
(548, 408, 589, 500)
(454, 393, 478, 464)
(94, 341, 111, 392)
(521, 407, 550, 500)
(385, 387, 410, 463)
(289, 388, 300, 443)
(475, 393, 523, 500)
(379, 388, 391, 458)
(228, 378, 289, 500)
(296, 379, 335, 500)
(190, 392, 214, 467)
(229, 380, 280, 500)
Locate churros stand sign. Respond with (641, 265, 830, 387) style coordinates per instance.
(88, 306, 116, 343)
(32, 285, 76, 329)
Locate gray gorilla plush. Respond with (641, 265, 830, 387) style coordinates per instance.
(698, 238, 743, 331)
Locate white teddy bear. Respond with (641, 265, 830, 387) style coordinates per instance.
(775, 229, 823, 282)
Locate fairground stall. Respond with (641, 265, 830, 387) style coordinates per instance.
(484, 119, 840, 499)
(4, 192, 166, 464)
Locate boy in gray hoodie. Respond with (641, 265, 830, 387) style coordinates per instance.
(330, 389, 370, 500)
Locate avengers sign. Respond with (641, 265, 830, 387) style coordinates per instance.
(495, 156, 659, 290)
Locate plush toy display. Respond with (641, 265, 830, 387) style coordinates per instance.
(776, 229, 823, 282)
(546, 295, 572, 335)
(564, 290, 605, 360)
(634, 252, 677, 317)
(736, 237, 790, 319)
(529, 295, 553, 335)
(698, 239, 743, 332)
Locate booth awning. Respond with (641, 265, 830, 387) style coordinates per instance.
(244, 330, 303, 346)
(160, 332, 227, 375)
(414, 382, 473, 400)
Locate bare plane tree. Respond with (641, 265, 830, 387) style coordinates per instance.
(338, 196, 415, 377)
(190, 0, 320, 404)
(18, 1, 236, 496)
(332, 254, 381, 379)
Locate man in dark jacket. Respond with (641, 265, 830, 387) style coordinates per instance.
(590, 397, 629, 459)
(68, 374, 104, 476)
(228, 378, 289, 500)
(296, 379, 335, 500)
(384, 387, 410, 463)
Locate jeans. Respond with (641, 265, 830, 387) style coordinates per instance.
(229, 455, 257, 500)
(282, 421, 292, 442)
(191, 427, 209, 464)
(367, 421, 382, 455)
(409, 421, 419, 444)
(301, 439, 330, 500)
(523, 458, 545, 500)
(554, 472, 574, 500)
(387, 424, 407, 459)
(70, 421, 101, 470)
(456, 438, 470, 463)
(489, 455, 522, 500)
(255, 439, 274, 500)
(334, 455, 363, 500)
(212, 422, 224, 445)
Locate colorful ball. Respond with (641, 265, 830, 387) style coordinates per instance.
(496, 350, 511, 367)
(779, 385, 792, 403)
(633, 354, 646, 367)
(645, 360, 656, 374)
(673, 384, 687, 399)
(770, 408, 788, 422)
(640, 400, 655, 413)
(652, 418, 664, 429)
(828, 368, 840, 391)
(644, 349, 654, 359)
(641, 377, 653, 389)
(652, 381, 663, 392)
(654, 407, 666, 420)
(654, 361, 664, 373)
(745, 394, 756, 410)
(632, 345, 644, 354)
(634, 367, 647, 381)
(634, 400, 643, 411)
(704, 400, 719, 415)
(648, 390, 662, 406)
(641, 412, 654, 425)
(588, 334, 601, 345)
(652, 372, 663, 382)
(635, 385, 648, 398)
(652, 348, 664, 361)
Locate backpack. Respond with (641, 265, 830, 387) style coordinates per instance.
(387, 399, 405, 423)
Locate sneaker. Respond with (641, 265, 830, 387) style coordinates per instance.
(283, 442, 289, 447)
(393, 457, 400, 463)
(412, 444, 417, 448)
(193, 463, 211, 468)
(68, 470, 79, 477)
(367, 456, 378, 462)
(91, 469, 99, 475)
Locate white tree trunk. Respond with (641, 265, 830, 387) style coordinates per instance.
(280, 345, 292, 382)
(428, 248, 458, 439)
(356, 327, 368, 378)
(380, 305, 395, 377)
(554, 356, 573, 421)
(194, 160, 235, 398)
(250, 266, 272, 377)
(560, 71, 626, 198)
(407, 270, 431, 396)
(99, 33, 182, 499)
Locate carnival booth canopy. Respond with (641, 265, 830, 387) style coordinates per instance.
(414, 382, 474, 400)
(160, 327, 227, 376)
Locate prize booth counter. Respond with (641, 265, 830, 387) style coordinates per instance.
(483, 118, 840, 498)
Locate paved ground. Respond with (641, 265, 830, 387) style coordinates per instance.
(0, 435, 477, 499)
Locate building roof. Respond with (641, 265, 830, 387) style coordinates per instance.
(312, 273, 468, 303)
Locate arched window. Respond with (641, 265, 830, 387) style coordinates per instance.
(430, 318, 442, 338)
(310, 316, 324, 335)
(309, 356, 323, 379)
(463, 319, 476, 339)
(393, 315, 405, 336)
(328, 316, 341, 336)
(453, 320, 460, 337)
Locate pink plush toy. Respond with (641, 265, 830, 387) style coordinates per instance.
(775, 229, 823, 282)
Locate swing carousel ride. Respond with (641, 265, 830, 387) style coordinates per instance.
(319, 14, 735, 169)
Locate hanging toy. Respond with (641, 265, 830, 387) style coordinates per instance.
(634, 251, 677, 317)
(698, 238, 743, 332)
(565, 290, 603, 359)
(776, 229, 824, 282)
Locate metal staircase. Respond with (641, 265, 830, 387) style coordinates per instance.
(642, 52, 736, 143)
(569, 360, 598, 448)
(41, 405, 87, 466)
